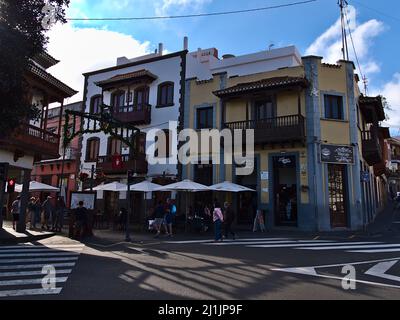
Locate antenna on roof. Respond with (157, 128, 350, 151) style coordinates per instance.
(338, 0, 349, 60)
(268, 43, 275, 51)
(362, 75, 368, 95)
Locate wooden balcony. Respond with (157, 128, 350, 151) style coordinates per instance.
(112, 104, 151, 125)
(0, 124, 60, 160)
(224, 115, 305, 145)
(97, 154, 148, 175)
(362, 129, 383, 166)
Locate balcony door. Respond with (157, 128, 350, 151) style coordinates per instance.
(112, 91, 125, 113)
(135, 86, 149, 110)
(328, 164, 349, 228)
(254, 98, 275, 121)
(108, 137, 122, 156)
(273, 155, 298, 226)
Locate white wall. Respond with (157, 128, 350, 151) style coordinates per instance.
(81, 55, 183, 179)
(0, 150, 34, 170)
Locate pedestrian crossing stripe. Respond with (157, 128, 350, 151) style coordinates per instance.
(166, 237, 400, 254)
(0, 244, 84, 298)
(0, 288, 62, 298)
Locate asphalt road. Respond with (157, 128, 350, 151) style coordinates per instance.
(1, 224, 400, 300)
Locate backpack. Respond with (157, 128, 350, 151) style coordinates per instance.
(171, 204, 177, 215)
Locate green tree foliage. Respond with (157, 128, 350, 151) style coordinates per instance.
(0, 0, 70, 135)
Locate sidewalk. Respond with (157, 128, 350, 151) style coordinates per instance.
(56, 203, 399, 247)
(0, 220, 55, 245)
(366, 201, 399, 236)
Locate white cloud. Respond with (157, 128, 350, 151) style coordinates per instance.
(155, 0, 212, 16)
(45, 22, 151, 104)
(306, 6, 384, 75)
(371, 73, 400, 129)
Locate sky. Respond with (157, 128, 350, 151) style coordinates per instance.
(46, 0, 400, 132)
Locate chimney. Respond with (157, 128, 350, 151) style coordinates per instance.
(158, 43, 164, 55)
(183, 37, 189, 51)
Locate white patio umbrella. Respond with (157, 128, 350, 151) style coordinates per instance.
(117, 180, 162, 193)
(155, 180, 210, 192)
(89, 182, 128, 192)
(15, 181, 60, 193)
(156, 180, 210, 231)
(118, 181, 163, 228)
(209, 181, 256, 193)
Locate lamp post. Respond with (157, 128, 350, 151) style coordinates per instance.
(126, 170, 133, 242)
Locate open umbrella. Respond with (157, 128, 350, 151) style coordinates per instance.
(155, 180, 210, 192)
(156, 180, 210, 231)
(117, 180, 162, 193)
(15, 181, 60, 193)
(209, 181, 256, 193)
(118, 181, 163, 230)
(89, 182, 128, 192)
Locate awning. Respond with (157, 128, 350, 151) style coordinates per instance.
(213, 76, 309, 98)
(95, 69, 158, 89)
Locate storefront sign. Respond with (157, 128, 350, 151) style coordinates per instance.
(320, 145, 355, 165)
(261, 171, 269, 180)
(361, 171, 370, 183)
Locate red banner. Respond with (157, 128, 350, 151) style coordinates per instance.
(112, 154, 123, 169)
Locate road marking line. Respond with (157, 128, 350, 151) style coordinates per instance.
(0, 245, 84, 249)
(272, 257, 400, 270)
(301, 243, 400, 251)
(0, 288, 62, 298)
(207, 240, 334, 246)
(0, 257, 79, 264)
(0, 248, 84, 254)
(0, 263, 76, 270)
(349, 248, 400, 253)
(0, 252, 79, 258)
(365, 260, 400, 283)
(250, 242, 380, 249)
(0, 269, 72, 277)
(165, 238, 289, 244)
(272, 257, 400, 290)
(0, 277, 68, 286)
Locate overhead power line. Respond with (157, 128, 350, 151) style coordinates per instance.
(350, 0, 400, 23)
(67, 0, 318, 21)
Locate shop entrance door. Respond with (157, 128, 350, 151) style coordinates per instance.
(328, 164, 348, 228)
(273, 155, 298, 226)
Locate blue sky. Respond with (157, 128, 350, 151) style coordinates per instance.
(47, 0, 400, 130)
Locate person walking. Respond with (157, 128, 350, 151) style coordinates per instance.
(28, 197, 36, 230)
(34, 198, 41, 228)
(253, 209, 266, 232)
(74, 201, 88, 240)
(11, 196, 21, 230)
(223, 202, 236, 240)
(41, 196, 53, 231)
(213, 202, 224, 242)
(164, 198, 176, 237)
(153, 201, 165, 238)
(54, 196, 66, 232)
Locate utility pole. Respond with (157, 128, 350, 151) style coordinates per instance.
(126, 170, 133, 242)
(339, 0, 349, 60)
(90, 165, 95, 192)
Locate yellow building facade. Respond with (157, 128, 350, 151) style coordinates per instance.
(182, 55, 388, 232)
